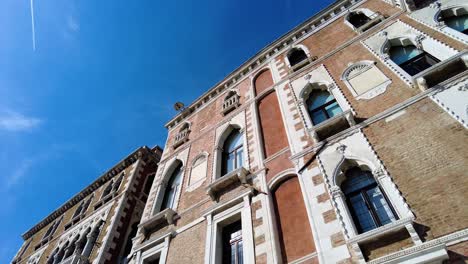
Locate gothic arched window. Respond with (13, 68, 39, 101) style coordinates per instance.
(306, 89, 343, 125)
(161, 162, 183, 210)
(222, 129, 244, 176)
(341, 167, 397, 233)
(440, 8, 468, 34)
(389, 44, 439, 76)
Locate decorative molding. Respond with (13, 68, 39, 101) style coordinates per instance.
(368, 228, 468, 264)
(164, 0, 368, 130)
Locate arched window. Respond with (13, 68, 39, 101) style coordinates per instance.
(348, 11, 371, 29)
(306, 89, 343, 125)
(221, 129, 244, 176)
(161, 162, 183, 210)
(341, 167, 397, 233)
(287, 47, 311, 72)
(389, 44, 439, 76)
(439, 8, 468, 34)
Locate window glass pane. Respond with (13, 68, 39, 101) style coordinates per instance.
(349, 194, 377, 232)
(390, 45, 423, 65)
(236, 148, 243, 169)
(238, 241, 244, 264)
(366, 187, 396, 225)
(325, 102, 343, 118)
(444, 14, 468, 32)
(311, 111, 327, 125)
(225, 130, 243, 152)
(342, 169, 375, 194)
(307, 91, 334, 110)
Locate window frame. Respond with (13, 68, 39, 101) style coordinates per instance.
(342, 171, 399, 234)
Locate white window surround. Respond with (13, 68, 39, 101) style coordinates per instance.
(151, 159, 185, 216)
(316, 132, 415, 242)
(341, 60, 392, 100)
(186, 152, 209, 192)
(362, 20, 459, 88)
(344, 8, 385, 33)
(409, 1, 468, 45)
(204, 195, 255, 264)
(211, 116, 249, 182)
(284, 44, 312, 68)
(297, 80, 355, 142)
(138, 237, 170, 264)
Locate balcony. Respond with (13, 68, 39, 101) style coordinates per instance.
(139, 208, 177, 236)
(173, 129, 190, 149)
(356, 12, 384, 33)
(415, 51, 468, 91)
(222, 94, 240, 115)
(309, 110, 355, 141)
(289, 56, 318, 73)
(206, 167, 249, 202)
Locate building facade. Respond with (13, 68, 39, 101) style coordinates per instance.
(13, 0, 468, 263)
(128, 0, 468, 263)
(12, 146, 162, 264)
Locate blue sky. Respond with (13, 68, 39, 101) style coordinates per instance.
(0, 0, 333, 261)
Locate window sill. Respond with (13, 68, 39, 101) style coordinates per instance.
(308, 110, 354, 141)
(356, 13, 384, 33)
(414, 50, 468, 91)
(93, 193, 116, 210)
(348, 217, 413, 244)
(289, 56, 318, 73)
(206, 167, 249, 202)
(64, 214, 86, 231)
(139, 208, 177, 236)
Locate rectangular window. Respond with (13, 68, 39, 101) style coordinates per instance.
(222, 220, 243, 264)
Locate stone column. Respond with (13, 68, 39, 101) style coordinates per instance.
(82, 221, 103, 258)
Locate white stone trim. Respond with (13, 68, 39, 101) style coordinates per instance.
(316, 131, 414, 239)
(204, 195, 255, 264)
(341, 60, 391, 100)
(362, 20, 459, 88)
(408, 1, 468, 45)
(138, 236, 170, 264)
(211, 112, 248, 182)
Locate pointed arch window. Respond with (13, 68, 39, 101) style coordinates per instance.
(439, 8, 468, 34)
(341, 167, 397, 233)
(389, 45, 440, 76)
(161, 162, 183, 210)
(222, 129, 244, 176)
(306, 89, 343, 125)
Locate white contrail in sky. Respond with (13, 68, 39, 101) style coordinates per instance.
(30, 0, 36, 50)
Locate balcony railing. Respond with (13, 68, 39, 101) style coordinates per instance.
(173, 129, 190, 148)
(206, 167, 249, 202)
(222, 94, 240, 115)
(356, 12, 384, 33)
(289, 56, 318, 73)
(309, 110, 355, 142)
(414, 51, 468, 91)
(139, 208, 177, 236)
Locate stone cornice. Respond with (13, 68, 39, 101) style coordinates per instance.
(21, 146, 163, 240)
(165, 0, 370, 130)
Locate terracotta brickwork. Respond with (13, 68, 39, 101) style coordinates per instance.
(363, 98, 468, 240)
(13, 0, 468, 263)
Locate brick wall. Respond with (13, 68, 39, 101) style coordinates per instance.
(363, 98, 468, 240)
